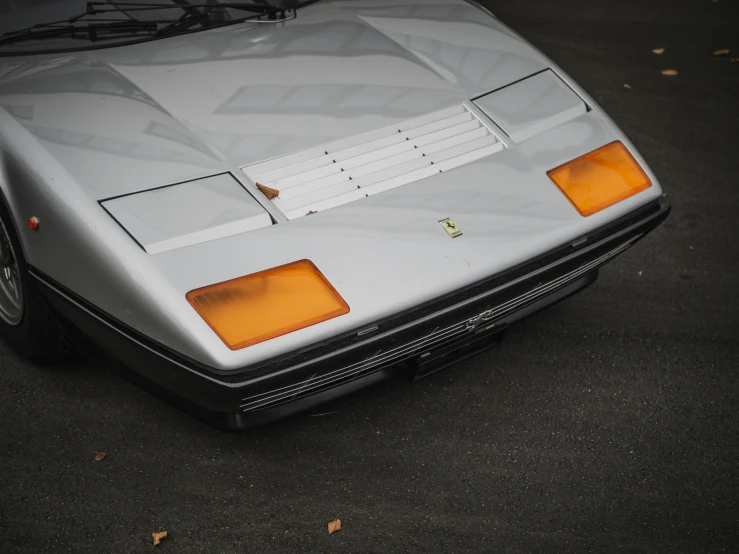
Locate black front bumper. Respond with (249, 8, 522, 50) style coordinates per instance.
(32, 197, 670, 430)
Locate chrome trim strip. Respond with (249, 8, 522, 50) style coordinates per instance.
(242, 324, 470, 410)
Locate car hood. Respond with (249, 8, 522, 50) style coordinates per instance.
(0, 0, 665, 368)
(0, 0, 545, 200)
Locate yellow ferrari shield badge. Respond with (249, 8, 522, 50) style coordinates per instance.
(439, 217, 463, 238)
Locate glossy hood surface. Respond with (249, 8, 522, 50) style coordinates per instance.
(0, 0, 545, 200)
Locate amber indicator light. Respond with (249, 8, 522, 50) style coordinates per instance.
(187, 260, 349, 350)
(547, 141, 652, 216)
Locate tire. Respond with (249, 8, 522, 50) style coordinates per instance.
(0, 199, 75, 363)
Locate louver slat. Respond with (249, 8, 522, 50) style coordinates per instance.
(242, 104, 504, 219)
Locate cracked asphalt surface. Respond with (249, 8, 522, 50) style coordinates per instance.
(1, 0, 738, 552)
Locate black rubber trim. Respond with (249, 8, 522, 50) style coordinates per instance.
(35, 266, 598, 429)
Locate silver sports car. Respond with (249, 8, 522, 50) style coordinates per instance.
(0, 0, 670, 429)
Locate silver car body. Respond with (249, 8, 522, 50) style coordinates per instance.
(0, 0, 667, 424)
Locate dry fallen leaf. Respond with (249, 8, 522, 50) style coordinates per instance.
(93, 452, 107, 461)
(652, 48, 665, 55)
(661, 69, 679, 76)
(255, 182, 279, 200)
(637, 270, 643, 277)
(152, 531, 168, 546)
(713, 49, 730, 56)
(731, 58, 739, 63)
(306, 210, 317, 216)
(328, 519, 342, 535)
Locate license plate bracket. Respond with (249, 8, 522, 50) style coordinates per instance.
(411, 324, 507, 381)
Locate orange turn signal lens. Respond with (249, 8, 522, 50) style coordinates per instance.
(547, 141, 652, 216)
(187, 260, 349, 350)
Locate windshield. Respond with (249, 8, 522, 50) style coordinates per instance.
(0, 0, 305, 56)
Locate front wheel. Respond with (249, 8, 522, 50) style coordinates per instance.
(0, 201, 74, 363)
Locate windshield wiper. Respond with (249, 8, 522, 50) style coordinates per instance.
(0, 1, 318, 48)
(0, 20, 159, 46)
(88, 1, 283, 18)
(148, 2, 296, 36)
(87, 1, 315, 24)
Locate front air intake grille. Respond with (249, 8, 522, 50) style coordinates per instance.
(241, 104, 504, 220)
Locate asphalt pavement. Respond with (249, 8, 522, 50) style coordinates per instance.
(1, 0, 738, 552)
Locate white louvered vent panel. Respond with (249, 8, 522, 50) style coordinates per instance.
(242, 104, 504, 220)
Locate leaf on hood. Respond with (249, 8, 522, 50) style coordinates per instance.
(328, 519, 342, 535)
(256, 182, 279, 200)
(93, 452, 107, 461)
(661, 69, 679, 76)
(306, 210, 317, 216)
(713, 49, 730, 56)
(652, 48, 665, 54)
(152, 531, 168, 546)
